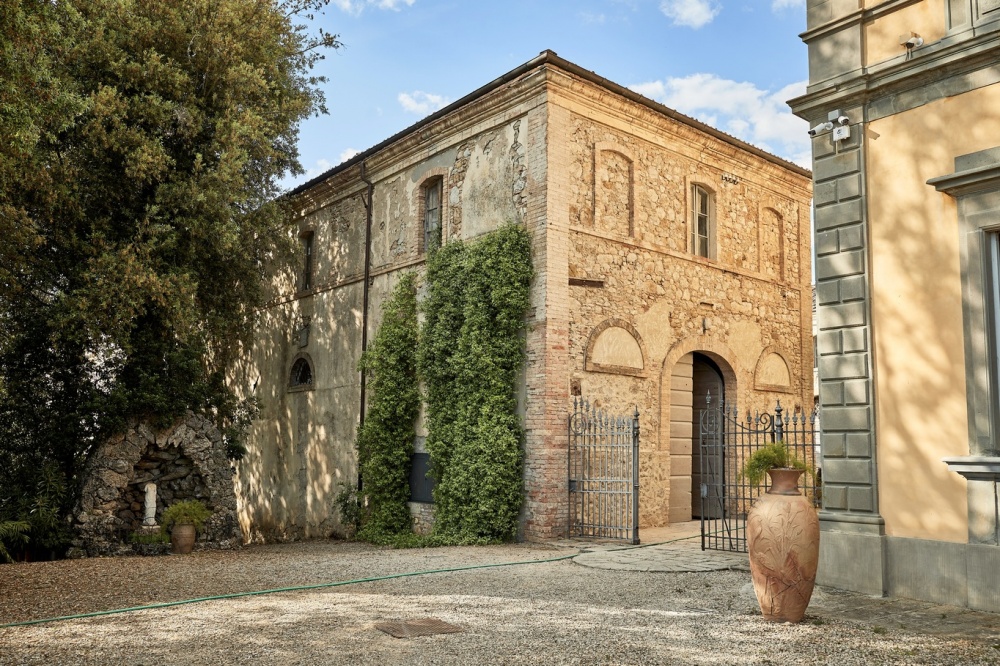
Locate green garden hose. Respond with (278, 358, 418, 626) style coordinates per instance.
(0, 534, 701, 630)
(0, 554, 576, 629)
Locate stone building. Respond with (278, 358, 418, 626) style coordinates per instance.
(232, 51, 813, 543)
(790, 0, 1000, 611)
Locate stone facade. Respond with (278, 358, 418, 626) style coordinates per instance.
(790, 0, 1000, 611)
(232, 52, 813, 543)
(71, 413, 241, 557)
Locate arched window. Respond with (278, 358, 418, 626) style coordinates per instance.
(289, 357, 313, 388)
(690, 184, 715, 259)
(422, 177, 443, 253)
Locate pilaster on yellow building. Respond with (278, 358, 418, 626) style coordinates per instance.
(791, 0, 1000, 612)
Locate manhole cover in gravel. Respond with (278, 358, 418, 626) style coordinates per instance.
(375, 618, 464, 639)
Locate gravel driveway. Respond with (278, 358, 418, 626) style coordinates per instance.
(1, 541, 997, 665)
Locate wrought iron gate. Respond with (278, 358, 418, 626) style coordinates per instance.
(699, 394, 818, 552)
(567, 397, 639, 544)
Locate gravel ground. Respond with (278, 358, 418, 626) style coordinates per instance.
(1, 541, 998, 665)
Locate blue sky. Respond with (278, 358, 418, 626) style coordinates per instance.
(286, 0, 811, 190)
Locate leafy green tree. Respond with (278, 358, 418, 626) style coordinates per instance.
(0, 0, 338, 556)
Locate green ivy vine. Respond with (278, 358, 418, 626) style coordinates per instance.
(351, 224, 532, 547)
(420, 223, 533, 543)
(355, 272, 420, 542)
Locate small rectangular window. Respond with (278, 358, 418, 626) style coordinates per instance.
(691, 184, 713, 259)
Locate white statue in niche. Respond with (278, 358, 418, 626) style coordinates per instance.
(143, 482, 157, 526)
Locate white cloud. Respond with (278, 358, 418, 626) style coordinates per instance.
(659, 0, 720, 28)
(333, 0, 414, 16)
(303, 159, 333, 180)
(630, 75, 810, 167)
(771, 0, 804, 9)
(338, 148, 361, 164)
(580, 11, 607, 23)
(397, 91, 451, 116)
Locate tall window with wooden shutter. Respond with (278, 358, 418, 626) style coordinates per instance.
(423, 178, 443, 253)
(691, 184, 715, 259)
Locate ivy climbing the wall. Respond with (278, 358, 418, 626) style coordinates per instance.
(420, 223, 533, 543)
(355, 273, 420, 542)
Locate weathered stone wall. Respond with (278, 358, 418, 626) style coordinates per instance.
(234, 67, 551, 542)
(236, 57, 812, 542)
(71, 413, 240, 557)
(550, 72, 813, 530)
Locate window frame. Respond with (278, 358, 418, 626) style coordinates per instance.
(690, 183, 716, 260)
(948, 0, 1000, 30)
(289, 354, 315, 391)
(929, 147, 1000, 545)
(422, 177, 443, 254)
(299, 230, 314, 292)
(929, 147, 1000, 455)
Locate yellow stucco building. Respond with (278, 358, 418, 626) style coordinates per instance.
(791, 0, 1000, 611)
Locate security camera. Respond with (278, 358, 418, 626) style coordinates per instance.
(835, 115, 850, 126)
(900, 33, 924, 49)
(807, 121, 834, 137)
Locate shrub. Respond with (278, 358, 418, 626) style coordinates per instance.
(160, 500, 212, 534)
(419, 223, 533, 543)
(741, 441, 809, 487)
(0, 521, 29, 563)
(356, 273, 420, 541)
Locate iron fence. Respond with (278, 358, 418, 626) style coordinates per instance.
(699, 394, 818, 553)
(567, 397, 639, 544)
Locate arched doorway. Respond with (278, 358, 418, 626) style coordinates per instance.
(666, 351, 729, 524)
(690, 354, 724, 519)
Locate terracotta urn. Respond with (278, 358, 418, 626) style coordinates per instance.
(746, 468, 819, 622)
(170, 523, 197, 555)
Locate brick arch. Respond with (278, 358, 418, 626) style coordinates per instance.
(659, 336, 739, 453)
(661, 335, 739, 397)
(412, 167, 450, 253)
(289, 352, 315, 392)
(754, 346, 794, 393)
(584, 317, 648, 377)
(651, 335, 739, 526)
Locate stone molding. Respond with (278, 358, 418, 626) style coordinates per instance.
(792, 21, 1000, 120)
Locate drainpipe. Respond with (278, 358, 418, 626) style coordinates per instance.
(358, 161, 374, 492)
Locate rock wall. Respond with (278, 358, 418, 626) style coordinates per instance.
(71, 413, 241, 557)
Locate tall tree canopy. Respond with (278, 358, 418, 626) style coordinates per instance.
(0, 0, 338, 555)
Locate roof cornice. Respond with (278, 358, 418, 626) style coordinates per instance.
(287, 50, 810, 204)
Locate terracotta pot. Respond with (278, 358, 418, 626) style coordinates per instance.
(170, 523, 196, 555)
(746, 468, 819, 623)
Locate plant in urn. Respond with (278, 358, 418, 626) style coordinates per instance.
(742, 441, 819, 622)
